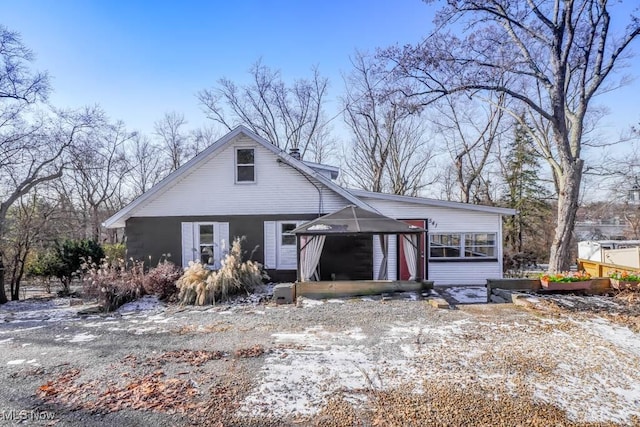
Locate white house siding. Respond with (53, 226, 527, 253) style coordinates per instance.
(133, 136, 350, 217)
(362, 197, 504, 285)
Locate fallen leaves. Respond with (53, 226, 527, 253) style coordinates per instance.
(37, 369, 80, 398)
(122, 349, 225, 368)
(234, 345, 265, 358)
(93, 370, 199, 414)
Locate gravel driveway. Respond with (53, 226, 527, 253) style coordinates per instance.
(1, 289, 639, 426)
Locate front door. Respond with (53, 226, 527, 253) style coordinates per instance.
(399, 219, 427, 280)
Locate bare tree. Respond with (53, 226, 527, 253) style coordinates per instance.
(189, 125, 219, 156)
(0, 26, 105, 303)
(382, 1, 640, 271)
(64, 119, 132, 241)
(429, 93, 509, 203)
(343, 51, 436, 195)
(0, 107, 99, 303)
(198, 60, 331, 159)
(154, 111, 188, 172)
(126, 133, 163, 197)
(4, 193, 56, 300)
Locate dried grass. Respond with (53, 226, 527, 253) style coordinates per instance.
(177, 237, 268, 305)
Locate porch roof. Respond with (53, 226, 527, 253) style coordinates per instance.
(291, 205, 425, 235)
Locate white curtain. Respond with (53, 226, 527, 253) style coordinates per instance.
(403, 234, 418, 280)
(300, 235, 326, 282)
(377, 235, 388, 280)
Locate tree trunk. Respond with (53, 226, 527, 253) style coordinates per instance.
(548, 160, 583, 272)
(0, 253, 6, 304)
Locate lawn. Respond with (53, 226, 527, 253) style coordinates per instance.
(0, 288, 639, 426)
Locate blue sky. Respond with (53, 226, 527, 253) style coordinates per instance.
(1, 0, 638, 140)
(1, 1, 435, 135)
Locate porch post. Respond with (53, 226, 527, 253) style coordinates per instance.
(296, 234, 301, 282)
(415, 232, 422, 282)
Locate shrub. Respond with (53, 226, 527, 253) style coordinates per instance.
(177, 237, 268, 305)
(27, 249, 59, 278)
(143, 260, 182, 300)
(83, 258, 145, 312)
(28, 239, 105, 295)
(103, 243, 126, 261)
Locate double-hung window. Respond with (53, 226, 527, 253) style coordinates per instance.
(281, 223, 297, 246)
(236, 148, 255, 183)
(199, 224, 215, 265)
(429, 232, 496, 259)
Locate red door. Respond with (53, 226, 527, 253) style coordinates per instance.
(399, 220, 426, 280)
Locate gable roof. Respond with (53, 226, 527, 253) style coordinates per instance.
(292, 205, 425, 235)
(103, 126, 373, 228)
(347, 189, 517, 216)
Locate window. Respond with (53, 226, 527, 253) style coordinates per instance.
(281, 223, 297, 246)
(430, 232, 496, 259)
(465, 233, 496, 257)
(430, 234, 461, 257)
(199, 224, 214, 264)
(236, 148, 255, 182)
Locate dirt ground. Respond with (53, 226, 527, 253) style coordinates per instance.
(1, 286, 639, 426)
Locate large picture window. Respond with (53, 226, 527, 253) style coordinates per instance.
(236, 148, 255, 182)
(430, 232, 496, 259)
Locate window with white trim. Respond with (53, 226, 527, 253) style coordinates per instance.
(281, 223, 297, 246)
(429, 232, 496, 259)
(235, 148, 255, 183)
(275, 220, 304, 269)
(199, 224, 215, 264)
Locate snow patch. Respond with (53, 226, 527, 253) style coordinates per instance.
(118, 295, 164, 313)
(440, 286, 487, 304)
(69, 332, 97, 343)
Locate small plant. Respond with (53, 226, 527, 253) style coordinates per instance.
(540, 271, 592, 283)
(177, 237, 268, 305)
(608, 271, 640, 282)
(143, 260, 182, 300)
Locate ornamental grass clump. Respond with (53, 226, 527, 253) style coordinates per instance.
(177, 237, 268, 305)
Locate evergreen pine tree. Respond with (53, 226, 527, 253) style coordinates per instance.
(502, 120, 553, 266)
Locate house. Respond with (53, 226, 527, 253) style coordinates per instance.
(104, 126, 515, 286)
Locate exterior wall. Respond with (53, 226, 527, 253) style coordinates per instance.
(126, 214, 317, 271)
(363, 197, 504, 285)
(133, 135, 349, 217)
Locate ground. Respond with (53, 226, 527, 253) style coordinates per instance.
(0, 285, 639, 426)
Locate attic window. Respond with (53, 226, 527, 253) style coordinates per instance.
(236, 148, 255, 183)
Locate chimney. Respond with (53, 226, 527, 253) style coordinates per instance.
(289, 147, 301, 160)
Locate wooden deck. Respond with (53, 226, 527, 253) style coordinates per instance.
(295, 280, 433, 299)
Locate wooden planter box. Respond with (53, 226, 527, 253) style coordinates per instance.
(540, 279, 592, 291)
(610, 278, 640, 291)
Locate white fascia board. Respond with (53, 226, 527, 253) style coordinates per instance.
(348, 189, 517, 216)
